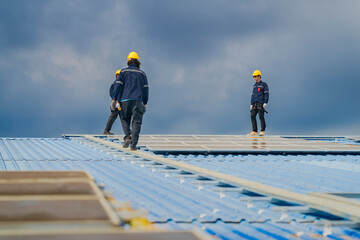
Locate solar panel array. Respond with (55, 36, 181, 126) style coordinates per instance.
(130, 135, 360, 153)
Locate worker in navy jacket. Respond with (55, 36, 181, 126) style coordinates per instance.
(248, 70, 269, 136)
(103, 70, 122, 135)
(112, 51, 149, 150)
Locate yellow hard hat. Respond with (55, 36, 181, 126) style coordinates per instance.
(252, 70, 262, 76)
(127, 51, 139, 60)
(115, 70, 121, 76)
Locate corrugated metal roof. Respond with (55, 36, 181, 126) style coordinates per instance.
(163, 153, 360, 194)
(1, 136, 360, 239)
(157, 220, 360, 240)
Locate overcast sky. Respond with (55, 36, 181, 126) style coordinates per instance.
(1, 0, 360, 137)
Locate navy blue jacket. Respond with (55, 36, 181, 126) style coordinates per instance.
(109, 79, 116, 99)
(112, 64, 149, 105)
(251, 80, 269, 104)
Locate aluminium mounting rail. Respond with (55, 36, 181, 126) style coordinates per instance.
(82, 135, 360, 224)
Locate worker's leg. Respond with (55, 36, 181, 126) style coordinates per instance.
(104, 109, 118, 133)
(251, 109, 258, 132)
(118, 110, 122, 120)
(259, 109, 266, 132)
(131, 101, 146, 148)
(120, 101, 132, 140)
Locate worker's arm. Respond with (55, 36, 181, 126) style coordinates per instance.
(251, 85, 255, 105)
(142, 73, 149, 106)
(113, 74, 124, 102)
(109, 83, 114, 98)
(109, 82, 116, 111)
(263, 82, 269, 104)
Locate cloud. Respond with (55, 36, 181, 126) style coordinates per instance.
(1, 0, 360, 137)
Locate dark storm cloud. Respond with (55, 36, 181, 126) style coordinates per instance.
(0, 0, 47, 51)
(1, 0, 360, 137)
(126, 0, 288, 60)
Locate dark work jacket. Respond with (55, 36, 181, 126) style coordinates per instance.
(251, 80, 269, 104)
(113, 64, 149, 105)
(109, 78, 116, 99)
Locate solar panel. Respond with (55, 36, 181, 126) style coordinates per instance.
(137, 135, 360, 153)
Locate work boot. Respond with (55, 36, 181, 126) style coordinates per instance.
(103, 130, 114, 135)
(247, 131, 258, 136)
(259, 131, 265, 136)
(123, 137, 131, 148)
(130, 145, 137, 151)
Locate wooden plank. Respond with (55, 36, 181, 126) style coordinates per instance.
(0, 230, 208, 240)
(84, 135, 360, 223)
(0, 170, 121, 225)
(0, 196, 108, 221)
(0, 195, 98, 201)
(0, 171, 91, 179)
(0, 178, 91, 184)
(0, 182, 95, 195)
(0, 220, 113, 231)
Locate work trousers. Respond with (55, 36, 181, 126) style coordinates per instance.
(120, 100, 146, 147)
(251, 103, 266, 132)
(104, 109, 121, 132)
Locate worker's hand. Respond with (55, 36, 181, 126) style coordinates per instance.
(115, 101, 121, 110)
(250, 105, 253, 111)
(110, 100, 116, 111)
(263, 103, 267, 109)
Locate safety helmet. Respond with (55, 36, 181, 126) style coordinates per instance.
(127, 51, 139, 60)
(252, 70, 262, 76)
(115, 70, 121, 76)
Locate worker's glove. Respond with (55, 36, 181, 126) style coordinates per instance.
(263, 103, 267, 109)
(110, 100, 116, 111)
(115, 101, 121, 111)
(250, 105, 253, 111)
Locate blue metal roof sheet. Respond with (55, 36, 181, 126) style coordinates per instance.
(1, 136, 360, 239)
(157, 220, 360, 240)
(164, 153, 360, 194)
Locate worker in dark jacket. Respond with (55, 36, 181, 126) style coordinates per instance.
(103, 70, 122, 135)
(248, 70, 269, 136)
(113, 52, 149, 150)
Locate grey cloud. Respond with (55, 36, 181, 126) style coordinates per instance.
(1, 0, 360, 137)
(0, 0, 47, 51)
(126, 0, 289, 61)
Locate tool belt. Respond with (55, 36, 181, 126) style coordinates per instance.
(251, 102, 268, 113)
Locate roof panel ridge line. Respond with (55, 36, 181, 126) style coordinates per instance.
(82, 135, 360, 224)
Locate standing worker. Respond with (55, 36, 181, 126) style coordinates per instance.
(113, 52, 149, 150)
(103, 70, 122, 135)
(248, 70, 269, 136)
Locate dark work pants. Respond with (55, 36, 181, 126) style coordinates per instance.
(104, 109, 121, 132)
(251, 108, 266, 132)
(120, 100, 146, 147)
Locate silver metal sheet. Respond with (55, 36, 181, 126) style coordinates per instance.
(137, 135, 360, 153)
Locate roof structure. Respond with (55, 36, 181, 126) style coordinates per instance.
(1, 135, 360, 240)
